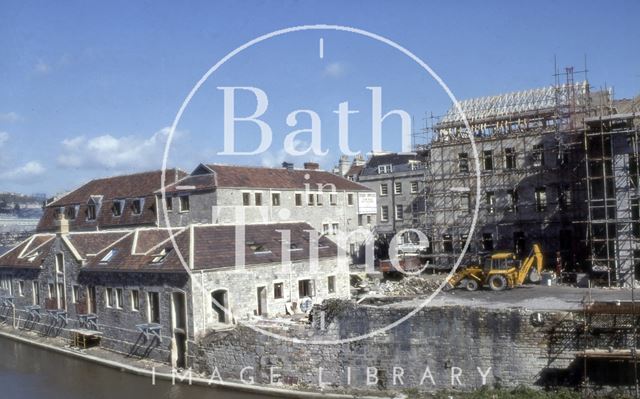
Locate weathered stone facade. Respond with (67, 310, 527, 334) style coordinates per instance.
(194, 303, 584, 393)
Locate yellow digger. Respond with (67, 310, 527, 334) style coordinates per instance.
(444, 243, 544, 291)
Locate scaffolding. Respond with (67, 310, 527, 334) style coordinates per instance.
(413, 68, 593, 271)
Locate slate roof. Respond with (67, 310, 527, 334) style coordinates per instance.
(37, 169, 186, 232)
(160, 164, 372, 193)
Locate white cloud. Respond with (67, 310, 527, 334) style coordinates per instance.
(35, 59, 51, 75)
(57, 126, 179, 170)
(323, 62, 346, 78)
(0, 161, 45, 180)
(0, 112, 21, 123)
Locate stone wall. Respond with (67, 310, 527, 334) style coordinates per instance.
(194, 302, 577, 393)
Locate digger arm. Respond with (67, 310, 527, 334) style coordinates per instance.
(516, 244, 543, 285)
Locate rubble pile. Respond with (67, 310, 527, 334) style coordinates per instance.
(375, 276, 446, 296)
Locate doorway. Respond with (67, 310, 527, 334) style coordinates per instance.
(171, 292, 187, 369)
(256, 286, 267, 316)
(211, 290, 229, 323)
(87, 286, 96, 314)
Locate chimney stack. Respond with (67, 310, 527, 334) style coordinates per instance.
(303, 162, 319, 170)
(58, 214, 69, 235)
(282, 162, 294, 170)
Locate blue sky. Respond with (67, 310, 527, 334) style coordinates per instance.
(0, 0, 638, 195)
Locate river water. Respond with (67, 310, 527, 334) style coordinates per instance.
(0, 336, 272, 399)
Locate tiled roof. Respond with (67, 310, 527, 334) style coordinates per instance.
(195, 164, 370, 191)
(37, 169, 186, 232)
(192, 222, 337, 270)
(0, 234, 56, 269)
(4, 223, 337, 273)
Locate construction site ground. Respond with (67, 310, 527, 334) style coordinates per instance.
(366, 274, 636, 311)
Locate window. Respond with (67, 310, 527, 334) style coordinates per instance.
(87, 203, 97, 220)
(298, 279, 314, 297)
(271, 193, 280, 206)
(533, 144, 544, 167)
(295, 193, 302, 206)
(535, 187, 547, 212)
(48, 283, 54, 299)
(505, 148, 516, 170)
(18, 281, 24, 296)
(165, 196, 173, 211)
(106, 288, 114, 308)
(461, 193, 470, 212)
(323, 224, 330, 234)
(395, 204, 404, 220)
(66, 206, 77, 220)
(100, 249, 117, 263)
(394, 182, 402, 194)
(377, 164, 392, 174)
(55, 253, 63, 274)
(559, 184, 572, 210)
(507, 190, 518, 212)
(148, 292, 160, 323)
(308, 193, 315, 206)
(115, 288, 123, 309)
(332, 223, 339, 234)
(483, 150, 493, 171)
(328, 276, 336, 293)
(482, 233, 494, 251)
(72, 285, 79, 303)
(111, 200, 123, 216)
(358, 215, 363, 226)
(458, 153, 469, 173)
(486, 191, 495, 214)
(132, 199, 142, 215)
(179, 195, 190, 212)
(254, 192, 262, 206)
(347, 193, 354, 206)
(367, 215, 372, 224)
(443, 234, 453, 253)
(329, 194, 337, 205)
(381, 205, 389, 221)
(274, 283, 283, 299)
(410, 181, 419, 193)
(32, 282, 40, 305)
(243, 192, 251, 206)
(131, 290, 140, 311)
(0, 277, 12, 295)
(380, 183, 388, 196)
(316, 193, 323, 206)
(412, 201, 419, 213)
(57, 283, 65, 308)
(151, 248, 172, 263)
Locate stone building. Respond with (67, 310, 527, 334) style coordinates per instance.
(0, 221, 345, 368)
(355, 153, 427, 241)
(37, 169, 186, 232)
(158, 162, 376, 260)
(419, 79, 640, 286)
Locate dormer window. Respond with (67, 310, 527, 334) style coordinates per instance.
(111, 200, 124, 217)
(66, 206, 77, 220)
(100, 249, 118, 263)
(377, 164, 393, 174)
(131, 198, 143, 215)
(87, 203, 97, 220)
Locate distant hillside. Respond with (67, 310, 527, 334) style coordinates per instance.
(0, 192, 44, 219)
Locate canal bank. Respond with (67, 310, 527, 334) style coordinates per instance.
(0, 328, 384, 399)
